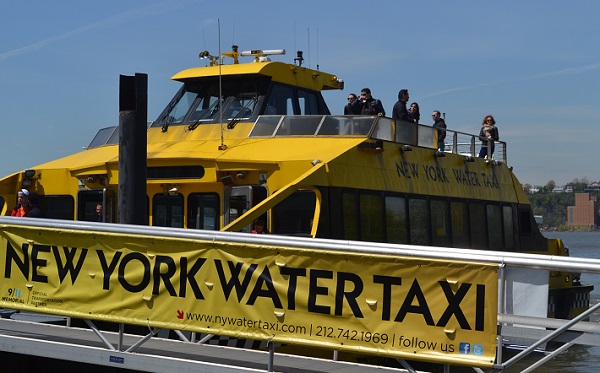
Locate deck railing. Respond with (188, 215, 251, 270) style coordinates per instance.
(250, 115, 508, 164)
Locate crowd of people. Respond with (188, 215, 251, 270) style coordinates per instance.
(344, 88, 499, 157)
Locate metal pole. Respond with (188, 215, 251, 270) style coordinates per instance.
(118, 73, 148, 225)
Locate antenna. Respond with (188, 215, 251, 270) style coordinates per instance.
(218, 19, 226, 151)
(307, 28, 310, 68)
(232, 13, 236, 46)
(316, 28, 319, 71)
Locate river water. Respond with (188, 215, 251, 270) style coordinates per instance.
(505, 232, 600, 372)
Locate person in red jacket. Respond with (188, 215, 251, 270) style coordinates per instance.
(252, 219, 269, 234)
(11, 189, 29, 217)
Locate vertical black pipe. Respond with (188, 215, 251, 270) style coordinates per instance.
(118, 73, 148, 225)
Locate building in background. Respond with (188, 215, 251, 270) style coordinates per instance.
(567, 193, 599, 229)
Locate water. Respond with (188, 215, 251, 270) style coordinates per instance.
(507, 232, 600, 372)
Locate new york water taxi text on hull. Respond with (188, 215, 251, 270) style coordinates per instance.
(0, 46, 592, 322)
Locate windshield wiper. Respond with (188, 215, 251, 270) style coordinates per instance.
(227, 98, 256, 129)
(188, 99, 221, 131)
(160, 100, 178, 133)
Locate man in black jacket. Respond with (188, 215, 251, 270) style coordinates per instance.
(25, 192, 44, 218)
(432, 110, 447, 151)
(359, 88, 385, 116)
(392, 89, 410, 121)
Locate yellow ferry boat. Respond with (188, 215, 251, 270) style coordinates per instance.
(0, 46, 592, 321)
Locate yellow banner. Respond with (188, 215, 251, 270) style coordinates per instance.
(0, 223, 498, 367)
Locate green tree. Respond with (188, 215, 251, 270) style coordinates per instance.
(544, 180, 556, 193)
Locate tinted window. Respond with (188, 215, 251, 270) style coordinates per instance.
(469, 203, 487, 250)
(40, 195, 75, 220)
(409, 198, 430, 245)
(431, 199, 450, 247)
(272, 190, 316, 236)
(385, 195, 407, 244)
(487, 204, 503, 250)
(342, 191, 358, 240)
(188, 193, 219, 230)
(153, 194, 184, 228)
(450, 201, 470, 248)
(360, 193, 383, 242)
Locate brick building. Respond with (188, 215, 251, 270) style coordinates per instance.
(567, 193, 599, 228)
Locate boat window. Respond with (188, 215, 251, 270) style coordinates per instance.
(318, 116, 375, 136)
(409, 198, 430, 245)
(450, 201, 470, 248)
(469, 202, 487, 250)
(188, 193, 219, 230)
(147, 166, 205, 180)
(172, 91, 199, 123)
(487, 204, 503, 250)
(297, 90, 320, 115)
(0, 196, 4, 215)
(266, 85, 294, 115)
(272, 190, 316, 236)
(153, 76, 269, 127)
(342, 191, 358, 240)
(77, 189, 116, 223)
(385, 195, 407, 244)
(276, 116, 322, 136)
(250, 116, 282, 137)
(519, 207, 533, 235)
(87, 127, 117, 149)
(224, 186, 267, 233)
(431, 199, 451, 247)
(360, 193, 384, 242)
(503, 205, 516, 250)
(152, 193, 184, 228)
(39, 195, 75, 220)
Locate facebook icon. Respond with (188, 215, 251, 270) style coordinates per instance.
(459, 342, 470, 354)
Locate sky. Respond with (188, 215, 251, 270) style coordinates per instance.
(1, 0, 599, 187)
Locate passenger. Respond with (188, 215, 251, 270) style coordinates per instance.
(252, 219, 269, 234)
(432, 110, 447, 151)
(96, 202, 103, 222)
(344, 93, 362, 115)
(359, 88, 385, 116)
(478, 115, 499, 158)
(409, 102, 420, 123)
(25, 192, 44, 218)
(10, 189, 30, 217)
(391, 89, 410, 122)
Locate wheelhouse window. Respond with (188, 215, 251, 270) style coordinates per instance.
(153, 76, 269, 126)
(266, 85, 294, 115)
(297, 89, 321, 115)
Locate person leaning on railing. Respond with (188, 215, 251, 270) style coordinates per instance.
(478, 114, 499, 158)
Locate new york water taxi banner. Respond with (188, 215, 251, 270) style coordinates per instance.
(0, 222, 499, 367)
